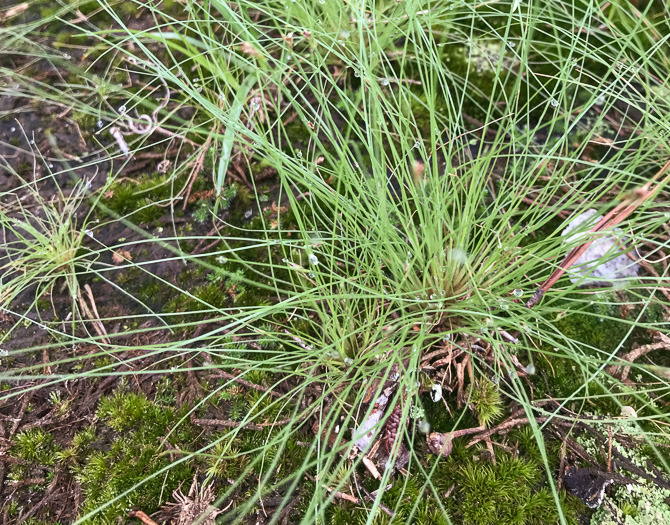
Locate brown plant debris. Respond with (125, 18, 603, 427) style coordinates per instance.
(152, 476, 230, 525)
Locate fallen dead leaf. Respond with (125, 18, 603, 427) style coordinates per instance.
(1, 3, 28, 21)
(112, 250, 132, 265)
(240, 41, 261, 58)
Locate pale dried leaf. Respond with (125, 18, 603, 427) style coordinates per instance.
(1, 2, 28, 21)
(112, 250, 132, 265)
(240, 41, 261, 58)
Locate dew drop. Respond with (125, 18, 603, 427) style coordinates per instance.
(296, 150, 302, 158)
(308, 253, 319, 266)
(513, 289, 523, 297)
(381, 78, 390, 86)
(550, 98, 559, 107)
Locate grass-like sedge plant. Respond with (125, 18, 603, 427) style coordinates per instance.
(0, 0, 669, 524)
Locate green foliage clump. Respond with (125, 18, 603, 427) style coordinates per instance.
(11, 427, 60, 465)
(205, 438, 249, 480)
(74, 391, 196, 523)
(102, 172, 198, 224)
(71, 111, 96, 130)
(469, 379, 504, 428)
(57, 426, 96, 468)
(456, 458, 566, 525)
(220, 183, 240, 209)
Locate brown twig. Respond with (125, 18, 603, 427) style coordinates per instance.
(191, 226, 219, 255)
(153, 126, 200, 147)
(9, 391, 34, 438)
(18, 471, 63, 524)
(467, 417, 548, 447)
(85, 284, 108, 339)
(128, 510, 159, 525)
(606, 332, 670, 381)
(76, 286, 110, 345)
(7, 478, 47, 486)
(607, 425, 613, 473)
(211, 369, 284, 398)
(557, 438, 567, 490)
(360, 486, 396, 518)
(629, 255, 670, 305)
(550, 428, 600, 467)
(427, 425, 485, 456)
(182, 132, 215, 210)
